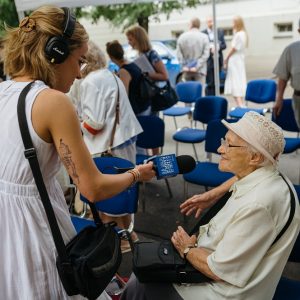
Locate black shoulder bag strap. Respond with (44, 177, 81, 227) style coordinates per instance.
(189, 174, 296, 247)
(272, 174, 296, 246)
(17, 82, 103, 264)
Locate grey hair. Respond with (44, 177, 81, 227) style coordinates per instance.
(246, 144, 273, 167)
(82, 40, 106, 77)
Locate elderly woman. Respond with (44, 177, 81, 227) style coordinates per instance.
(121, 111, 300, 300)
(68, 41, 143, 251)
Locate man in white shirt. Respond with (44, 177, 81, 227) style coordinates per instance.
(176, 17, 210, 89)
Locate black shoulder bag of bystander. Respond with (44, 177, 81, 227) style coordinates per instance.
(17, 82, 122, 300)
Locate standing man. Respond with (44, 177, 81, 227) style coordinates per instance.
(176, 17, 210, 89)
(202, 16, 227, 95)
(273, 18, 300, 127)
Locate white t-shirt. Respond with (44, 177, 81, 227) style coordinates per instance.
(174, 166, 300, 300)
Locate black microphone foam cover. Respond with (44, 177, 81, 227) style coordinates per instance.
(176, 155, 196, 174)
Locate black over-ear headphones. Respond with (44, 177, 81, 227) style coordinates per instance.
(44, 7, 76, 64)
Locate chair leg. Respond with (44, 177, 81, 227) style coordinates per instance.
(183, 181, 188, 223)
(164, 178, 173, 198)
(140, 182, 146, 213)
(80, 202, 88, 218)
(192, 144, 199, 161)
(173, 117, 178, 129)
(184, 180, 188, 200)
(176, 142, 179, 156)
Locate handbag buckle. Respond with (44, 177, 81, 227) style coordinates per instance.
(24, 148, 37, 159)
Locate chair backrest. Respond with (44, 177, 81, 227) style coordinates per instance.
(71, 215, 95, 233)
(175, 81, 202, 104)
(80, 156, 138, 214)
(245, 79, 276, 104)
(272, 99, 300, 133)
(193, 96, 228, 124)
(205, 119, 236, 154)
(136, 115, 165, 149)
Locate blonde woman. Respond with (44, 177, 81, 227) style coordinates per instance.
(224, 16, 248, 107)
(0, 6, 154, 299)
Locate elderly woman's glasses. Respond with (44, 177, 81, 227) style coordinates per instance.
(220, 138, 248, 152)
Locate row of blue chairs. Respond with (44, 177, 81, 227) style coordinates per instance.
(163, 79, 277, 129)
(163, 80, 300, 162)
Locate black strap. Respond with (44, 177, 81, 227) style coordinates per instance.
(189, 174, 296, 247)
(17, 82, 103, 263)
(109, 72, 120, 151)
(272, 174, 296, 246)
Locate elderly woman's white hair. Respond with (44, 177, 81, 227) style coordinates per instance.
(82, 40, 106, 77)
(222, 111, 285, 166)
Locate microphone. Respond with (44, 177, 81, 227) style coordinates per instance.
(115, 154, 196, 180)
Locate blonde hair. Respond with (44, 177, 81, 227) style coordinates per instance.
(233, 15, 248, 46)
(125, 25, 151, 53)
(233, 16, 246, 32)
(82, 40, 106, 77)
(3, 5, 88, 87)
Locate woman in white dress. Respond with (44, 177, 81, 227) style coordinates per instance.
(224, 16, 248, 107)
(0, 5, 155, 299)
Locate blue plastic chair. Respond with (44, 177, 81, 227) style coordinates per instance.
(136, 115, 172, 205)
(71, 215, 95, 233)
(173, 96, 228, 160)
(272, 99, 300, 154)
(163, 81, 202, 129)
(80, 156, 139, 215)
(183, 119, 234, 194)
(229, 79, 276, 119)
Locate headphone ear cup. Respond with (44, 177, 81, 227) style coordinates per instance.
(45, 36, 70, 64)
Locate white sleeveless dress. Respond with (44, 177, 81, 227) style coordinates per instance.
(0, 80, 111, 300)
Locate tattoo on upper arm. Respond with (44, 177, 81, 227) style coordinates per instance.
(59, 138, 80, 185)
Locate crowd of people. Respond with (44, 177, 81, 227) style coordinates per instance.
(0, 4, 299, 300)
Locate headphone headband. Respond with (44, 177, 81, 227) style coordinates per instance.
(44, 7, 76, 64)
(62, 7, 76, 38)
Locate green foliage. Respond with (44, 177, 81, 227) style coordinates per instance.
(0, 0, 19, 37)
(87, 0, 208, 32)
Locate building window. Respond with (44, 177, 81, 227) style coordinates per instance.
(275, 23, 293, 32)
(222, 27, 233, 40)
(274, 22, 293, 38)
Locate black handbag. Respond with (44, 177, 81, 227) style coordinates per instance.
(150, 80, 178, 112)
(17, 82, 122, 300)
(133, 180, 296, 284)
(133, 240, 211, 284)
(144, 50, 178, 112)
(131, 192, 232, 285)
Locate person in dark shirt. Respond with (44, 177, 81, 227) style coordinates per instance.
(106, 40, 151, 115)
